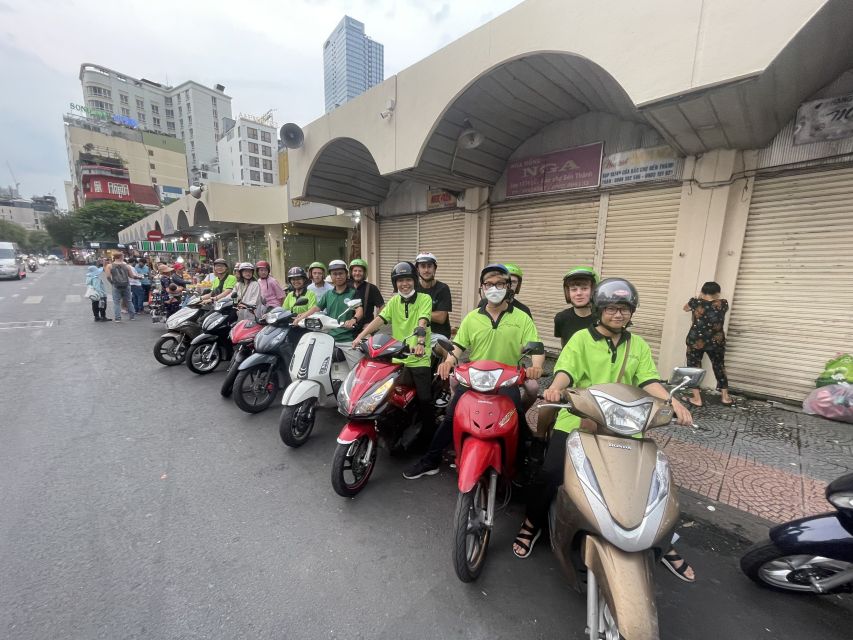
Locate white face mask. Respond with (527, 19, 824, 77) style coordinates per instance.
(400, 288, 416, 300)
(483, 286, 507, 304)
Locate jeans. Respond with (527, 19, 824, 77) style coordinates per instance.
(131, 285, 145, 312)
(111, 285, 135, 319)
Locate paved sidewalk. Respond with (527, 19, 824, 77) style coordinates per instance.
(529, 392, 852, 524)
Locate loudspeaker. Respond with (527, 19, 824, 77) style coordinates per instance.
(280, 123, 305, 149)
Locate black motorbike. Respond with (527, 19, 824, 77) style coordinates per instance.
(185, 297, 241, 375)
(152, 295, 211, 366)
(232, 306, 306, 414)
(27, 259, 37, 272)
(741, 471, 853, 594)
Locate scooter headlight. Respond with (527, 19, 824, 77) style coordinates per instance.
(352, 379, 394, 415)
(828, 492, 853, 510)
(468, 368, 501, 392)
(567, 431, 604, 505)
(646, 450, 671, 516)
(591, 392, 652, 435)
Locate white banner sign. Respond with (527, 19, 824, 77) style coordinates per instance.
(600, 146, 681, 187)
(794, 93, 853, 145)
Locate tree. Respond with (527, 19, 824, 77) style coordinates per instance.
(23, 230, 53, 253)
(0, 220, 29, 246)
(44, 214, 77, 248)
(72, 201, 147, 242)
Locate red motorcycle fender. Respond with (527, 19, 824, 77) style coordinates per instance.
(336, 420, 375, 445)
(457, 438, 502, 494)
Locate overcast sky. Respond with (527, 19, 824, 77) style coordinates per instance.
(0, 0, 523, 209)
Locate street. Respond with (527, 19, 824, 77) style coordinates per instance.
(1, 265, 851, 640)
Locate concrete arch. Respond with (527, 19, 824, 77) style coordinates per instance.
(162, 214, 174, 235)
(193, 201, 210, 227)
(304, 137, 390, 208)
(177, 210, 190, 231)
(154, 220, 162, 233)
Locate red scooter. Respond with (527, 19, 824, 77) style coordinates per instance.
(450, 341, 544, 582)
(331, 333, 442, 497)
(219, 317, 264, 397)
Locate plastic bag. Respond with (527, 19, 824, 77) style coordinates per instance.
(815, 354, 853, 387)
(803, 384, 853, 424)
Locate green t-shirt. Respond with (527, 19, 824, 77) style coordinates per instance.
(378, 292, 432, 368)
(282, 289, 316, 315)
(454, 305, 539, 366)
(211, 274, 237, 295)
(317, 286, 358, 342)
(553, 327, 660, 433)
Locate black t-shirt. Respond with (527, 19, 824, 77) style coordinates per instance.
(477, 297, 532, 319)
(352, 280, 385, 333)
(417, 280, 452, 337)
(554, 307, 594, 346)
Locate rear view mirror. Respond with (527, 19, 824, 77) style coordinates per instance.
(293, 296, 308, 307)
(346, 298, 363, 309)
(522, 341, 545, 356)
(231, 292, 238, 300)
(668, 367, 706, 397)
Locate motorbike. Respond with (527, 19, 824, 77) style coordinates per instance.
(329, 333, 450, 497)
(447, 341, 544, 581)
(219, 316, 265, 398)
(232, 306, 305, 413)
(184, 296, 245, 375)
(277, 299, 362, 447)
(740, 472, 853, 595)
(152, 294, 210, 366)
(27, 259, 37, 272)
(520, 366, 704, 640)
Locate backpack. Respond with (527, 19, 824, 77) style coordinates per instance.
(111, 263, 130, 289)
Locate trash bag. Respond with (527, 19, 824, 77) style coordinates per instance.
(803, 384, 853, 424)
(816, 354, 853, 387)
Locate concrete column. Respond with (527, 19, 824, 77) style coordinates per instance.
(361, 207, 379, 274)
(265, 223, 286, 282)
(460, 187, 490, 313)
(657, 150, 757, 387)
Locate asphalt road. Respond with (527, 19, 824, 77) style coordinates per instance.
(1, 265, 851, 640)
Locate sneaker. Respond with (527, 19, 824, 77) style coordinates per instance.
(402, 459, 439, 480)
(113, 318, 122, 323)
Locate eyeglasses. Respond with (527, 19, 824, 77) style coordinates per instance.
(482, 281, 508, 290)
(602, 305, 631, 316)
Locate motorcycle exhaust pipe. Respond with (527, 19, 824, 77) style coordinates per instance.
(810, 566, 853, 593)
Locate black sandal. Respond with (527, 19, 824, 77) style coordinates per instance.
(512, 522, 542, 559)
(661, 551, 696, 582)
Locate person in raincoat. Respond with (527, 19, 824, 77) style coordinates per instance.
(85, 265, 108, 321)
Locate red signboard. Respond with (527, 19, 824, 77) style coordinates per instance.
(147, 230, 164, 241)
(506, 142, 603, 197)
(82, 175, 132, 202)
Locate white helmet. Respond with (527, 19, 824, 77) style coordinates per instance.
(327, 259, 348, 273)
(415, 252, 437, 266)
(237, 262, 255, 271)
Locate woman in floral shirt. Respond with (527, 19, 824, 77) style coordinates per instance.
(683, 281, 732, 406)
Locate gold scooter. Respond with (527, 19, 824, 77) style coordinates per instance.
(538, 367, 704, 640)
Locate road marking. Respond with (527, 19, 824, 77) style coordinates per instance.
(65, 294, 82, 303)
(23, 296, 43, 304)
(0, 320, 55, 329)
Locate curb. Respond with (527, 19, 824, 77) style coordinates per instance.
(676, 486, 775, 544)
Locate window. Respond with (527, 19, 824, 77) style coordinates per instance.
(262, 159, 272, 170)
(167, 121, 175, 131)
(151, 177, 157, 184)
(176, 94, 181, 103)
(165, 96, 173, 107)
(150, 163, 156, 169)
(178, 106, 182, 116)
(249, 156, 259, 168)
(250, 170, 261, 181)
(188, 116, 192, 126)
(136, 98, 144, 109)
(189, 128, 194, 137)
(247, 127, 258, 139)
(187, 103, 191, 114)
(261, 131, 271, 143)
(261, 145, 272, 157)
(211, 96, 217, 106)
(263, 172, 273, 184)
(151, 104, 159, 114)
(148, 150, 154, 156)
(121, 107, 131, 116)
(184, 90, 189, 99)
(248, 142, 259, 154)
(120, 93, 129, 105)
(165, 109, 174, 118)
(179, 118, 183, 128)
(138, 112, 146, 122)
(153, 117, 161, 127)
(213, 110, 218, 119)
(192, 152, 196, 163)
(87, 86, 111, 98)
(190, 141, 195, 150)
(88, 99, 112, 111)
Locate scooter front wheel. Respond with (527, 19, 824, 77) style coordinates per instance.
(452, 476, 491, 582)
(740, 539, 853, 594)
(186, 342, 221, 374)
(153, 335, 186, 366)
(233, 364, 279, 413)
(331, 435, 377, 497)
(279, 398, 318, 447)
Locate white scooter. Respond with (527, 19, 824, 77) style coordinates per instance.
(278, 298, 362, 447)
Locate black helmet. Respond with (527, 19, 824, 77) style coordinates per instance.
(287, 266, 307, 282)
(479, 263, 509, 285)
(391, 261, 417, 291)
(593, 278, 639, 313)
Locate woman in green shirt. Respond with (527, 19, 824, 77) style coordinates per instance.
(202, 258, 237, 302)
(281, 266, 317, 315)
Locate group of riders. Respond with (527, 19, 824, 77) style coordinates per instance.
(198, 252, 697, 581)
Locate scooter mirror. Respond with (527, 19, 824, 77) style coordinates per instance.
(345, 298, 363, 309)
(521, 341, 545, 356)
(668, 367, 706, 389)
(293, 296, 308, 307)
(231, 292, 238, 300)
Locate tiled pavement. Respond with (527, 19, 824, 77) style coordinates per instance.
(528, 392, 853, 524)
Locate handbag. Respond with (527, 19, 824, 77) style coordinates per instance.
(86, 285, 100, 301)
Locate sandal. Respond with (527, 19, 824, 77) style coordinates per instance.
(686, 399, 702, 408)
(661, 551, 696, 582)
(512, 521, 542, 559)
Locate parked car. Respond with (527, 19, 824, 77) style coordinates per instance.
(0, 242, 26, 280)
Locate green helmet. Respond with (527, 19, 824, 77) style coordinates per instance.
(503, 263, 523, 280)
(349, 258, 368, 273)
(563, 266, 598, 285)
(308, 261, 327, 273)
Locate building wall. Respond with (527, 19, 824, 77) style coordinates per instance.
(0, 200, 39, 230)
(323, 16, 385, 113)
(216, 119, 280, 187)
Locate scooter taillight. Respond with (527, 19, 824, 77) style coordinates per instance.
(389, 386, 416, 409)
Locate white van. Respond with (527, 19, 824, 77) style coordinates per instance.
(0, 241, 24, 280)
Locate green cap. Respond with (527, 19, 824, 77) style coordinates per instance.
(563, 266, 598, 284)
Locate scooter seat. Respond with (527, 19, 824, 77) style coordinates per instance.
(332, 347, 347, 363)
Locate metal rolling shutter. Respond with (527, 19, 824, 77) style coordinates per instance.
(417, 210, 466, 331)
(601, 186, 681, 362)
(726, 168, 853, 401)
(378, 214, 417, 302)
(489, 195, 600, 350)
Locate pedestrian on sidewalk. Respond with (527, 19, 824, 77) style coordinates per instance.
(684, 281, 732, 406)
(85, 265, 107, 321)
(128, 258, 145, 314)
(137, 257, 152, 311)
(104, 253, 135, 322)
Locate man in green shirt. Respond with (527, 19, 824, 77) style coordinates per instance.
(403, 264, 545, 479)
(513, 278, 695, 582)
(201, 258, 237, 302)
(353, 261, 434, 446)
(294, 259, 363, 369)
